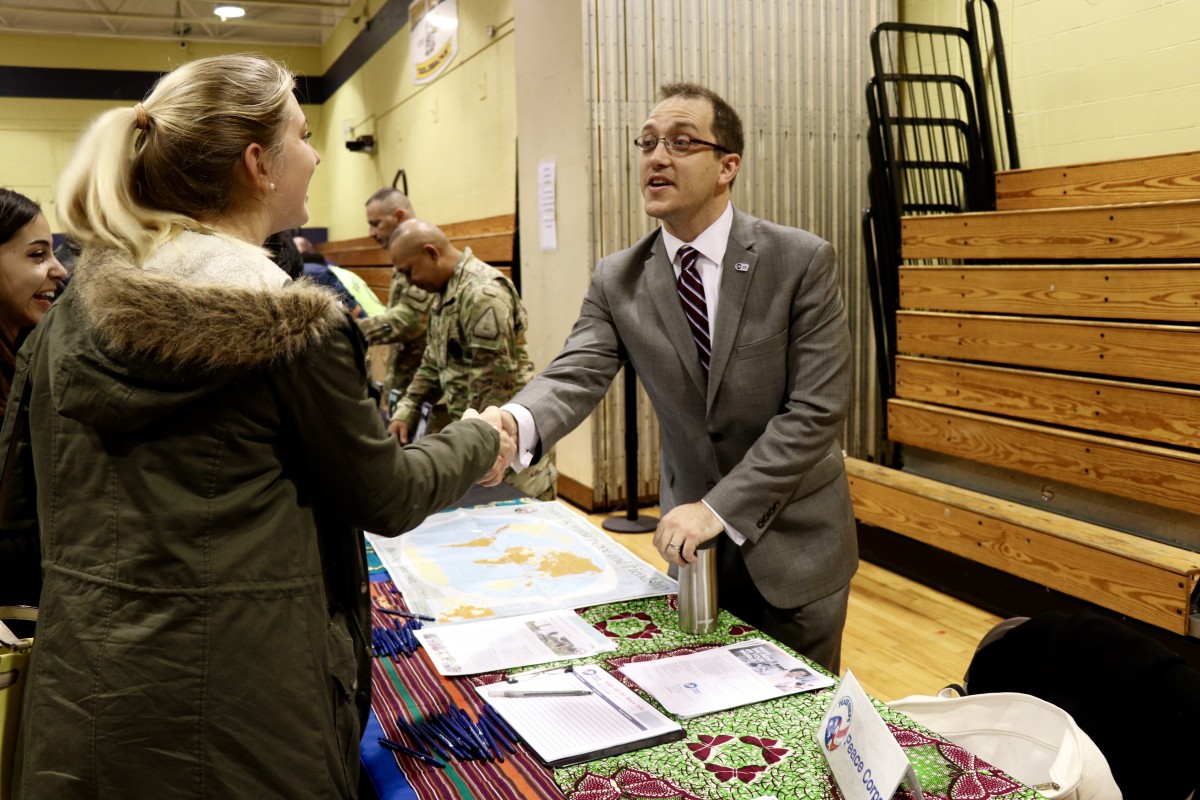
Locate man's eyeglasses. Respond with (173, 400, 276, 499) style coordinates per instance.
(634, 134, 731, 155)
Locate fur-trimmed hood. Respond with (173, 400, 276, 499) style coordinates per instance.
(39, 231, 346, 431)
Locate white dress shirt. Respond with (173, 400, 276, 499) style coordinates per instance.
(504, 203, 745, 543)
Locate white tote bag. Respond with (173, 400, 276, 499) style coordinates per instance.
(890, 691, 1121, 800)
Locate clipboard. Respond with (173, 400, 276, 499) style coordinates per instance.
(476, 665, 684, 768)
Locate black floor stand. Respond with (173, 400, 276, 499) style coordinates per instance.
(602, 363, 659, 534)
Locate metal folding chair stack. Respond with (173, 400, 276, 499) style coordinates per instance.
(861, 0, 1018, 447)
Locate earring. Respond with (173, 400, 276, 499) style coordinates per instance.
(269, 182, 276, 190)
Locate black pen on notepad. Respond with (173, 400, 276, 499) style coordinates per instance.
(489, 689, 593, 698)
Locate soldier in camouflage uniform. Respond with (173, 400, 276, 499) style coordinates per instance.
(386, 218, 557, 500)
(357, 188, 436, 402)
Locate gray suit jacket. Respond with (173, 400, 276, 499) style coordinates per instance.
(513, 208, 858, 608)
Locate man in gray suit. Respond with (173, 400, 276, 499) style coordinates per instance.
(496, 82, 857, 671)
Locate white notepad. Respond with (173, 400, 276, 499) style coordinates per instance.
(477, 665, 684, 767)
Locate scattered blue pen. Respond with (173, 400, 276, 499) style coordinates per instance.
(423, 716, 469, 759)
(477, 711, 515, 754)
(482, 705, 521, 747)
(473, 713, 506, 762)
(377, 737, 445, 768)
(444, 711, 489, 761)
(405, 718, 451, 762)
(454, 707, 494, 761)
(391, 718, 431, 757)
(390, 625, 412, 656)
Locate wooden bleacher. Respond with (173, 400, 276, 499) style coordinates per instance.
(317, 213, 517, 302)
(850, 150, 1200, 635)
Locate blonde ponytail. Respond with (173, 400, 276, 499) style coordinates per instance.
(57, 107, 190, 263)
(57, 54, 295, 265)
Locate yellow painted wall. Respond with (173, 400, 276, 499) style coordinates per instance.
(0, 97, 113, 230)
(512, 0, 593, 487)
(0, 32, 322, 73)
(900, 0, 1200, 167)
(317, 0, 517, 240)
(6, 3, 1200, 226)
(0, 34, 325, 230)
(0, 96, 327, 232)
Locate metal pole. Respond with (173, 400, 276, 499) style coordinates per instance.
(602, 363, 658, 533)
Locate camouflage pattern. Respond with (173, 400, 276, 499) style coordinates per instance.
(356, 269, 435, 397)
(392, 248, 557, 500)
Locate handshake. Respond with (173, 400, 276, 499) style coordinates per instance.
(460, 406, 518, 487)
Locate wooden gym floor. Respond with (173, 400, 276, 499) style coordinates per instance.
(573, 503, 1002, 703)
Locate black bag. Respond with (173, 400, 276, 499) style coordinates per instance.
(966, 611, 1200, 800)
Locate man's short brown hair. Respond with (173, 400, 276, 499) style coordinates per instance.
(658, 82, 745, 156)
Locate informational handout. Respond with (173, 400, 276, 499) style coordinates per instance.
(366, 501, 677, 624)
(415, 609, 617, 676)
(619, 638, 834, 718)
(477, 665, 684, 767)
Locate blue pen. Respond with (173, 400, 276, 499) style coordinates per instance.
(422, 716, 468, 759)
(373, 629, 395, 658)
(391, 623, 410, 657)
(405, 718, 451, 761)
(392, 717, 430, 756)
(486, 708, 522, 754)
(404, 621, 423, 651)
(455, 707, 495, 761)
(398, 621, 420, 652)
(473, 712, 506, 762)
(378, 737, 445, 768)
(482, 705, 521, 744)
(401, 623, 419, 654)
(478, 711, 516, 754)
(445, 711, 488, 761)
(438, 712, 483, 760)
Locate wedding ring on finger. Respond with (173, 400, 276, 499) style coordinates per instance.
(668, 543, 681, 550)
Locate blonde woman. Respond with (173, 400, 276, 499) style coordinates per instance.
(5, 54, 508, 798)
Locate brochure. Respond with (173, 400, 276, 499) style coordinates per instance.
(415, 609, 617, 676)
(618, 638, 834, 718)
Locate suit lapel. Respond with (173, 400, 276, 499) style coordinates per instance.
(645, 235, 708, 396)
(707, 213, 757, 410)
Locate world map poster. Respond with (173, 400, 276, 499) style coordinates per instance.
(366, 501, 678, 624)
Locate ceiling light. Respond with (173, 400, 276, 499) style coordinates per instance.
(214, 5, 245, 21)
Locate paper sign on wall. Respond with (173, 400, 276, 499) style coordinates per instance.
(818, 671, 923, 800)
(538, 159, 557, 251)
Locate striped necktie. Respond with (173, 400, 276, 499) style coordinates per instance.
(676, 245, 711, 373)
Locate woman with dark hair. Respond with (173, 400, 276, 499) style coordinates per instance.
(0, 188, 66, 613)
(6, 54, 510, 798)
(0, 189, 66, 416)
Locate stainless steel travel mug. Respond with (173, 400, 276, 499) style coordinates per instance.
(678, 539, 718, 634)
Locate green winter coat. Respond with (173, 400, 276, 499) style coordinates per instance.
(5, 232, 498, 799)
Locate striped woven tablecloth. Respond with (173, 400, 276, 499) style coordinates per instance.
(364, 575, 1043, 800)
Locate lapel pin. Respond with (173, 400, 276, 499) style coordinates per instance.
(734, 262, 749, 272)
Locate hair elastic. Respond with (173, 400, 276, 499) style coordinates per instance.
(133, 103, 149, 130)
